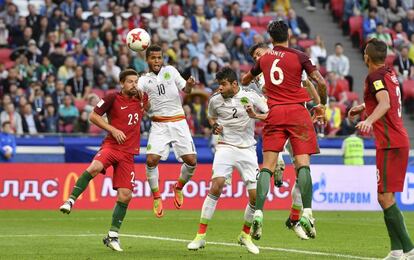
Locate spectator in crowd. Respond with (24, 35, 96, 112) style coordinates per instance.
(326, 43, 353, 89)
(403, 9, 414, 38)
(67, 66, 90, 99)
(58, 94, 79, 133)
(75, 21, 91, 44)
(158, 18, 177, 44)
(87, 5, 105, 29)
(310, 35, 327, 66)
(230, 36, 249, 65)
(0, 102, 23, 135)
(342, 130, 364, 165)
(168, 4, 185, 33)
(187, 32, 205, 58)
(325, 98, 342, 137)
(0, 121, 16, 162)
(74, 110, 89, 133)
(240, 21, 257, 49)
(191, 4, 206, 33)
(160, 0, 181, 17)
(211, 33, 230, 62)
(129, 4, 142, 30)
(204, 0, 216, 19)
(68, 6, 84, 32)
(40, 0, 57, 18)
(199, 20, 213, 44)
(183, 104, 195, 135)
(210, 7, 227, 34)
(402, 0, 414, 10)
(393, 21, 410, 49)
(385, 0, 406, 27)
(198, 43, 224, 72)
(368, 23, 394, 54)
(43, 104, 59, 133)
(363, 7, 382, 39)
(177, 47, 192, 73)
(0, 18, 9, 47)
(226, 1, 243, 26)
(205, 60, 220, 92)
(60, 0, 81, 19)
(188, 92, 209, 135)
(2, 3, 19, 29)
(365, 0, 387, 26)
(393, 45, 414, 84)
(21, 103, 43, 134)
(287, 8, 310, 39)
(57, 56, 76, 84)
(183, 56, 207, 88)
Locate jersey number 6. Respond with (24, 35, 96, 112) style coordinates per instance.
(270, 59, 284, 86)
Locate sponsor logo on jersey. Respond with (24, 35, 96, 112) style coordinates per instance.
(240, 97, 250, 105)
(373, 80, 385, 91)
(121, 106, 128, 110)
(146, 144, 152, 151)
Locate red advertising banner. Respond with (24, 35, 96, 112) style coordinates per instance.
(0, 164, 295, 210)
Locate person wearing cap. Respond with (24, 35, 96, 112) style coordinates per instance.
(240, 21, 257, 49)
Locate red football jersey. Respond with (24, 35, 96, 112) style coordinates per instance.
(364, 66, 409, 149)
(94, 92, 143, 154)
(251, 46, 317, 107)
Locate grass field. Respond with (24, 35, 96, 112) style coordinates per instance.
(1, 210, 413, 259)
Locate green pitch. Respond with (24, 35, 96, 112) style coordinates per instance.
(1, 210, 413, 259)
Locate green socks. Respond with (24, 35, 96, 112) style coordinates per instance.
(297, 166, 312, 209)
(255, 168, 273, 211)
(110, 201, 129, 232)
(384, 203, 414, 252)
(69, 171, 94, 200)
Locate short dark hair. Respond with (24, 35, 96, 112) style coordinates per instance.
(249, 42, 269, 57)
(119, 68, 138, 83)
(335, 42, 343, 47)
(216, 67, 238, 83)
(145, 44, 162, 58)
(267, 20, 289, 43)
(365, 38, 387, 64)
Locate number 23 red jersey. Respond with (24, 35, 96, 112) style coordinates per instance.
(94, 92, 143, 154)
(364, 66, 409, 149)
(251, 45, 317, 107)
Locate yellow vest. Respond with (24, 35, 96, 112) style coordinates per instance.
(343, 136, 364, 165)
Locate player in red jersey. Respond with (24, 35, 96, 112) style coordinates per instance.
(59, 69, 144, 252)
(349, 39, 414, 260)
(241, 21, 327, 240)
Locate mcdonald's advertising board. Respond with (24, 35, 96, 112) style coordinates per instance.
(0, 164, 412, 211)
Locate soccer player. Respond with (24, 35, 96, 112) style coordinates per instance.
(241, 21, 327, 240)
(59, 69, 143, 252)
(349, 38, 414, 260)
(138, 45, 197, 218)
(247, 42, 322, 240)
(187, 67, 267, 254)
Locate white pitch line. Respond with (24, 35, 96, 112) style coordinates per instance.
(2, 233, 380, 260)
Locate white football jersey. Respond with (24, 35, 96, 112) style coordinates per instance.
(208, 88, 268, 148)
(137, 65, 186, 117)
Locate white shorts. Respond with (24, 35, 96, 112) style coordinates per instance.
(212, 144, 258, 190)
(146, 120, 196, 161)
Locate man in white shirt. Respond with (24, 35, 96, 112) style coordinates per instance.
(187, 67, 266, 254)
(137, 45, 197, 218)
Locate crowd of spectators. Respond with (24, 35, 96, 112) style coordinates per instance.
(339, 0, 414, 124)
(0, 0, 368, 139)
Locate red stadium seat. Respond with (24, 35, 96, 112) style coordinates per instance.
(242, 16, 259, 26)
(74, 99, 87, 111)
(234, 26, 243, 35)
(252, 26, 267, 35)
(385, 54, 396, 68)
(258, 16, 273, 27)
(402, 79, 414, 102)
(91, 88, 105, 98)
(0, 48, 12, 61)
(239, 64, 251, 73)
(105, 89, 119, 96)
(331, 0, 344, 20)
(298, 39, 316, 49)
(349, 16, 363, 47)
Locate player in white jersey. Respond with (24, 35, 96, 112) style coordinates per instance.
(137, 45, 197, 218)
(248, 43, 321, 240)
(187, 67, 268, 254)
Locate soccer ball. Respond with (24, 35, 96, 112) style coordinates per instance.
(126, 28, 151, 52)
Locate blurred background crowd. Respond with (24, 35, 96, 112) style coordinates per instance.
(0, 0, 413, 139)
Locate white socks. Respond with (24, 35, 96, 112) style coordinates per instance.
(179, 163, 196, 183)
(292, 183, 302, 208)
(146, 165, 159, 191)
(200, 193, 218, 221)
(244, 203, 255, 224)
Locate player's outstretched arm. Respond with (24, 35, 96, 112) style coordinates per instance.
(241, 72, 255, 86)
(309, 70, 327, 106)
(356, 91, 390, 133)
(89, 111, 126, 144)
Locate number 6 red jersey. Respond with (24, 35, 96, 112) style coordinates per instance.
(250, 46, 317, 108)
(94, 92, 143, 154)
(364, 66, 409, 149)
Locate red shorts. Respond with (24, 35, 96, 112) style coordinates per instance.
(93, 148, 136, 190)
(376, 147, 409, 193)
(263, 104, 319, 155)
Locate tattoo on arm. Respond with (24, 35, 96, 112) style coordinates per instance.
(309, 71, 327, 105)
